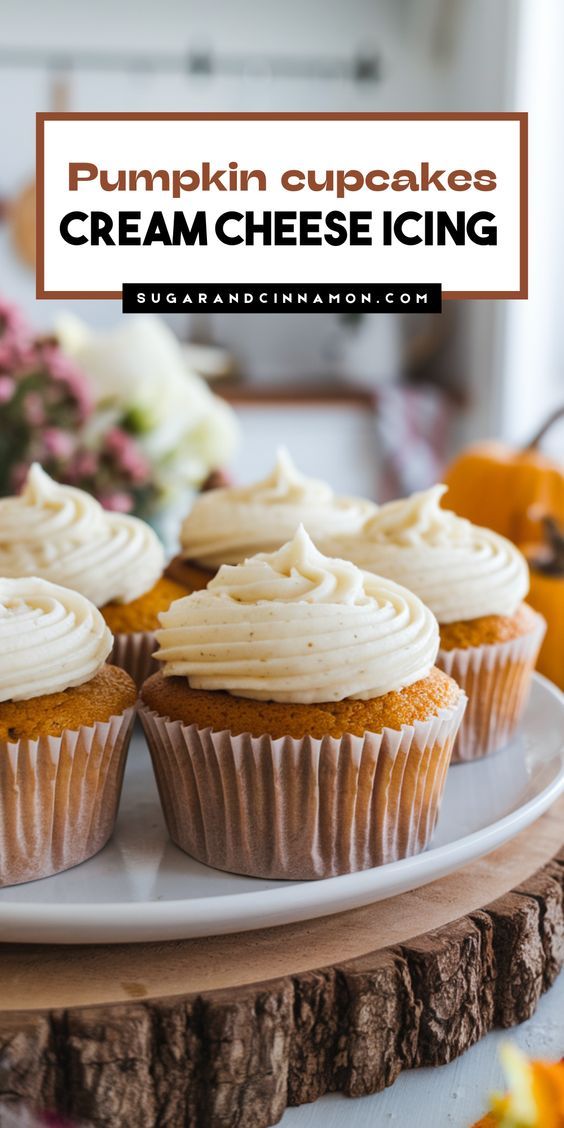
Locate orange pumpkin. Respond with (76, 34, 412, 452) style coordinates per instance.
(521, 517, 564, 690)
(443, 407, 564, 545)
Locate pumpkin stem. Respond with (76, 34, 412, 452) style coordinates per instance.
(525, 405, 564, 450)
(530, 515, 564, 576)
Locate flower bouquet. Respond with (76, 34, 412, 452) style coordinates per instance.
(0, 298, 238, 533)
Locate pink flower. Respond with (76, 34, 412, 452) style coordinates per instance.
(99, 490, 135, 513)
(22, 391, 46, 427)
(0, 295, 33, 371)
(41, 427, 75, 460)
(0, 375, 15, 404)
(0, 298, 161, 516)
(104, 427, 150, 483)
(10, 460, 33, 492)
(39, 344, 93, 420)
(0, 340, 34, 371)
(69, 450, 99, 479)
(0, 295, 29, 336)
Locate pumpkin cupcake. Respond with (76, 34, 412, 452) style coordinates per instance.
(167, 446, 376, 590)
(0, 464, 189, 685)
(140, 527, 466, 880)
(330, 485, 545, 762)
(0, 577, 136, 886)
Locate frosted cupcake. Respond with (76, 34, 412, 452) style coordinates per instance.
(330, 486, 545, 761)
(140, 527, 466, 880)
(0, 577, 136, 886)
(0, 464, 188, 685)
(167, 447, 377, 590)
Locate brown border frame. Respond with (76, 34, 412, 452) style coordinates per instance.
(35, 111, 528, 301)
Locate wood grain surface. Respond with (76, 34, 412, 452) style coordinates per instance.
(0, 797, 563, 1128)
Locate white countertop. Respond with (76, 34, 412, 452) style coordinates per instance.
(281, 970, 564, 1127)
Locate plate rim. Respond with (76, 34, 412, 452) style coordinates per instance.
(1, 673, 563, 943)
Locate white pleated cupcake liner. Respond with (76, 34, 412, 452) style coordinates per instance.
(0, 707, 136, 887)
(139, 693, 466, 880)
(109, 631, 158, 688)
(437, 613, 546, 763)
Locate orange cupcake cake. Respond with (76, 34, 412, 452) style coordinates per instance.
(0, 577, 136, 886)
(170, 446, 376, 587)
(100, 575, 190, 634)
(330, 485, 545, 762)
(142, 665, 460, 741)
(141, 527, 466, 880)
(0, 463, 190, 684)
(0, 663, 135, 742)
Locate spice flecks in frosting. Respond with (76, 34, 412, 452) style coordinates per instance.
(228, 447, 334, 505)
(0, 464, 164, 607)
(179, 447, 376, 568)
(209, 523, 371, 605)
(156, 526, 439, 703)
(0, 576, 112, 701)
(364, 484, 460, 546)
(335, 484, 529, 624)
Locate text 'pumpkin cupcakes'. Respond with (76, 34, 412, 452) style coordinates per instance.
(0, 577, 136, 886)
(330, 486, 545, 762)
(167, 446, 377, 590)
(0, 464, 189, 685)
(140, 527, 466, 880)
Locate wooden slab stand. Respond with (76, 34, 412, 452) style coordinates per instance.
(0, 797, 563, 1128)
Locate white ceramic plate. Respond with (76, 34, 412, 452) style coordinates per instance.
(1, 674, 563, 944)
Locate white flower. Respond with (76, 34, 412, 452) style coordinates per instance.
(56, 314, 239, 497)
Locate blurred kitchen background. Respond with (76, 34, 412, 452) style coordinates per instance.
(0, 0, 563, 512)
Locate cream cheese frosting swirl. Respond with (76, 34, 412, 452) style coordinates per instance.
(156, 526, 439, 703)
(332, 485, 529, 624)
(0, 464, 164, 607)
(179, 448, 376, 568)
(0, 577, 112, 701)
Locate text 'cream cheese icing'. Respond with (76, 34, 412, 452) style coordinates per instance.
(156, 525, 439, 703)
(179, 447, 377, 568)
